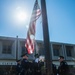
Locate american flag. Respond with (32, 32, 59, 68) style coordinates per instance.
(25, 0, 41, 54)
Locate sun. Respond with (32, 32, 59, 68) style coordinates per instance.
(15, 7, 28, 23)
(12, 6, 30, 29)
(16, 10, 27, 22)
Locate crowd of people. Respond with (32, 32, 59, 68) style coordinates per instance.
(16, 53, 70, 75)
(16, 53, 44, 75)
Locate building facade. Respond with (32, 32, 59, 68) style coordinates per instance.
(0, 36, 75, 67)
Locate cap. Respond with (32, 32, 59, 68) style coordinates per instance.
(59, 56, 64, 59)
(21, 53, 28, 57)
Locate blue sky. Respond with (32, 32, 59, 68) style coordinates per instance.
(0, 0, 75, 44)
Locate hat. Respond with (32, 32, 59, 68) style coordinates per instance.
(16, 59, 20, 62)
(59, 56, 64, 59)
(21, 53, 28, 57)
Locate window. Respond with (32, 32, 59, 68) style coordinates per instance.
(21, 46, 27, 55)
(53, 45, 61, 56)
(66, 49, 71, 56)
(2, 44, 12, 54)
(66, 46, 73, 57)
(53, 49, 60, 56)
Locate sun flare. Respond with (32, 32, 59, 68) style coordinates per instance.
(14, 7, 29, 24)
(16, 11, 27, 22)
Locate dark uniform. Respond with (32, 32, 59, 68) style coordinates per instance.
(34, 61, 42, 75)
(21, 53, 30, 75)
(58, 56, 69, 75)
(16, 60, 22, 75)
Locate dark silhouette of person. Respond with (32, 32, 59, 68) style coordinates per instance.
(16, 60, 22, 75)
(58, 56, 70, 75)
(21, 53, 30, 75)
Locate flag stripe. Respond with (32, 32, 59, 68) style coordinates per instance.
(25, 0, 41, 54)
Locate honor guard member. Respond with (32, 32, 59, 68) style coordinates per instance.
(21, 53, 30, 75)
(58, 56, 70, 75)
(16, 60, 22, 75)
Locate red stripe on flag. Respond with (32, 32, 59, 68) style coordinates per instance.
(25, 0, 41, 54)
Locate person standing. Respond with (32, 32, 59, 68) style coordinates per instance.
(21, 53, 30, 75)
(16, 60, 22, 75)
(58, 56, 69, 75)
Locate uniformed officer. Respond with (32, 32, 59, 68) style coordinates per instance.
(58, 56, 69, 75)
(16, 60, 22, 75)
(21, 53, 30, 75)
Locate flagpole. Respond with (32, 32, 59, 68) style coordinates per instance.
(41, 0, 53, 75)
